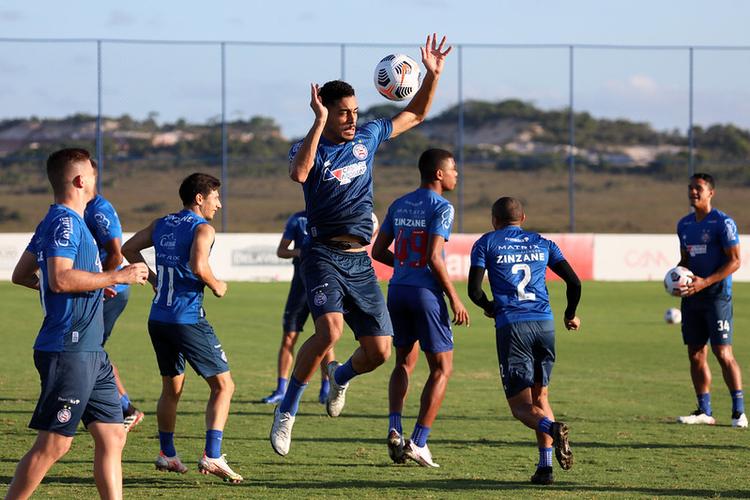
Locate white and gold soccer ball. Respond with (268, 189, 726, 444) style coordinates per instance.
(663, 266, 693, 296)
(664, 307, 682, 324)
(373, 54, 422, 101)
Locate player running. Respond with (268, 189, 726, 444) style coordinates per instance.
(468, 197, 581, 485)
(673, 173, 746, 428)
(8, 148, 148, 499)
(122, 173, 243, 483)
(262, 210, 334, 405)
(85, 183, 145, 431)
(372, 148, 469, 467)
(270, 33, 452, 457)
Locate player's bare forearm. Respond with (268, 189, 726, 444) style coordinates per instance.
(290, 89, 326, 183)
(277, 238, 299, 259)
(371, 231, 395, 267)
(689, 245, 741, 294)
(122, 223, 158, 286)
(48, 258, 148, 293)
(12, 251, 40, 290)
(391, 72, 438, 138)
(101, 238, 124, 271)
(429, 252, 469, 325)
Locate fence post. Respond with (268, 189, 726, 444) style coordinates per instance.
(568, 45, 576, 233)
(96, 39, 103, 193)
(456, 44, 464, 233)
(221, 42, 228, 232)
(688, 47, 695, 178)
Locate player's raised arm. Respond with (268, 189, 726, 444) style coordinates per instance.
(190, 223, 227, 298)
(391, 33, 452, 139)
(549, 260, 582, 330)
(12, 251, 40, 290)
(467, 265, 494, 318)
(122, 220, 158, 287)
(290, 84, 328, 183)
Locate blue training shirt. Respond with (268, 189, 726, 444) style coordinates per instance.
(149, 210, 208, 324)
(282, 211, 308, 267)
(470, 226, 565, 328)
(27, 204, 105, 352)
(289, 118, 392, 244)
(85, 194, 128, 294)
(381, 188, 455, 292)
(677, 208, 740, 297)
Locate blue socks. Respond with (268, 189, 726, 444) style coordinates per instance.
(411, 424, 431, 448)
(537, 417, 553, 437)
(731, 390, 745, 414)
(120, 393, 131, 413)
(279, 376, 307, 416)
(276, 377, 289, 395)
(538, 447, 553, 468)
(205, 429, 223, 459)
(697, 393, 712, 416)
(159, 431, 176, 457)
(319, 379, 330, 397)
(334, 358, 358, 386)
(389, 412, 403, 435)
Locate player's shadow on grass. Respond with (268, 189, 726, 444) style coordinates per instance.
(574, 440, 749, 450)
(0, 475, 198, 489)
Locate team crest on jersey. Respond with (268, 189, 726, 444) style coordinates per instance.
(352, 143, 368, 160)
(314, 290, 327, 306)
(323, 161, 367, 185)
(57, 407, 72, 423)
(94, 213, 111, 234)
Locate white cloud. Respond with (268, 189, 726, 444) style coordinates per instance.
(605, 74, 660, 97)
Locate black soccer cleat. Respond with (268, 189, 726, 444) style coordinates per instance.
(530, 466, 554, 485)
(551, 421, 574, 470)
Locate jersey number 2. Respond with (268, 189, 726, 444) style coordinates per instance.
(511, 263, 536, 301)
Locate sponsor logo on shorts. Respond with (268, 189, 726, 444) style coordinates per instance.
(352, 143, 368, 160)
(57, 407, 72, 424)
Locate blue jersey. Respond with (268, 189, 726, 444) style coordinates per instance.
(677, 208, 740, 297)
(149, 210, 208, 324)
(85, 194, 128, 294)
(470, 226, 565, 328)
(26, 205, 104, 352)
(289, 119, 392, 244)
(381, 188, 455, 292)
(282, 211, 308, 267)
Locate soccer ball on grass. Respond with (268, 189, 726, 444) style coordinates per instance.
(664, 307, 682, 324)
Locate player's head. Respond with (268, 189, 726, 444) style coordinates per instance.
(46, 148, 97, 201)
(491, 197, 526, 229)
(689, 172, 714, 210)
(179, 173, 222, 220)
(419, 149, 458, 191)
(319, 80, 357, 143)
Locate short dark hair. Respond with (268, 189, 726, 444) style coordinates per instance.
(492, 197, 524, 225)
(46, 148, 92, 194)
(179, 173, 221, 206)
(319, 80, 355, 107)
(691, 172, 715, 189)
(418, 149, 454, 181)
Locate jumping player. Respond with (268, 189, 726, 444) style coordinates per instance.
(85, 184, 145, 431)
(270, 33, 452, 457)
(7, 148, 148, 499)
(673, 173, 746, 428)
(262, 210, 334, 405)
(468, 197, 581, 485)
(372, 148, 469, 467)
(122, 173, 243, 482)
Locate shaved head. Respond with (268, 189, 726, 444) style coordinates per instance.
(492, 197, 524, 226)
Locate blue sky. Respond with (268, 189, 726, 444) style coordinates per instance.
(1, 0, 749, 137)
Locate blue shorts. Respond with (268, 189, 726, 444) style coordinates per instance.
(29, 350, 122, 436)
(495, 320, 556, 398)
(681, 295, 733, 346)
(283, 270, 310, 333)
(388, 285, 453, 354)
(301, 242, 393, 339)
(148, 319, 230, 378)
(102, 287, 130, 344)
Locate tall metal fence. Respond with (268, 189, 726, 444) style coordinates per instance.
(1, 38, 749, 234)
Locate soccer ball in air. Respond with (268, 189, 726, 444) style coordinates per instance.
(663, 266, 693, 296)
(664, 307, 682, 324)
(374, 54, 422, 101)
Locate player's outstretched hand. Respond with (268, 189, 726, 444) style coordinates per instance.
(310, 83, 328, 122)
(212, 280, 228, 298)
(119, 263, 149, 285)
(420, 33, 452, 77)
(450, 298, 470, 327)
(564, 316, 581, 331)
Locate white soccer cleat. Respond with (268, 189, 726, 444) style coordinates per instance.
(123, 408, 144, 432)
(403, 439, 440, 468)
(198, 453, 243, 483)
(326, 361, 349, 418)
(270, 406, 295, 456)
(387, 429, 406, 464)
(677, 410, 716, 425)
(155, 451, 188, 474)
(731, 412, 748, 429)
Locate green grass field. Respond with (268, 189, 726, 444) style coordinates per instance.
(1, 281, 748, 499)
